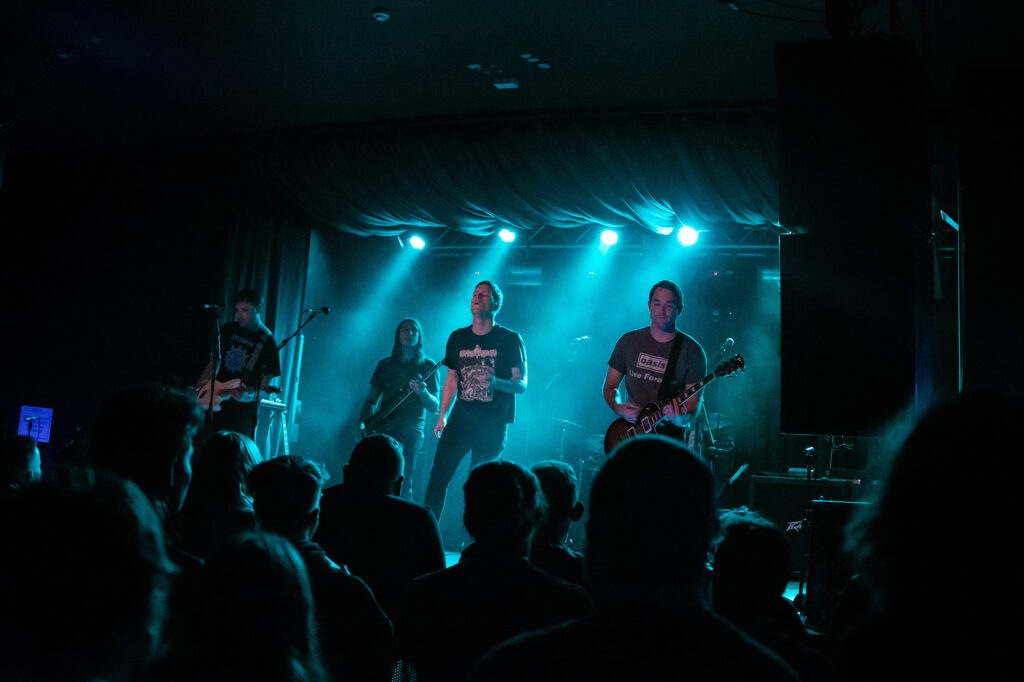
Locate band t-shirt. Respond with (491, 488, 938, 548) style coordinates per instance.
(444, 324, 527, 426)
(217, 321, 281, 386)
(608, 328, 707, 410)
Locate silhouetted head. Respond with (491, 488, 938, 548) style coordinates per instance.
(0, 465, 175, 681)
(846, 387, 1024, 600)
(586, 434, 716, 594)
(344, 434, 404, 496)
(249, 455, 329, 539)
(711, 507, 791, 621)
(531, 459, 584, 543)
(88, 383, 205, 517)
(463, 460, 545, 548)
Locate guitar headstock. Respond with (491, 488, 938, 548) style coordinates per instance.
(715, 354, 745, 377)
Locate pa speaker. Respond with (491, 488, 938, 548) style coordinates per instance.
(777, 36, 930, 231)
(804, 500, 872, 632)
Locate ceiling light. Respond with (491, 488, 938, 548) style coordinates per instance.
(371, 7, 390, 22)
(492, 78, 519, 90)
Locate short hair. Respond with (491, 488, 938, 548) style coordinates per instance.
(477, 280, 503, 312)
(648, 280, 683, 307)
(586, 434, 715, 586)
(463, 460, 545, 543)
(530, 460, 578, 518)
(249, 455, 329, 532)
(347, 434, 404, 480)
(712, 507, 792, 601)
(235, 288, 265, 313)
(88, 383, 205, 507)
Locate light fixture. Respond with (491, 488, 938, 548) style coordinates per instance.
(599, 229, 619, 254)
(371, 7, 390, 22)
(676, 225, 700, 247)
(409, 234, 426, 250)
(498, 229, 516, 243)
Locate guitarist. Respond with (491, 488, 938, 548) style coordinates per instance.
(602, 279, 708, 453)
(195, 288, 282, 443)
(358, 317, 441, 500)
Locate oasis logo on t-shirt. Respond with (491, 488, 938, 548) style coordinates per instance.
(637, 353, 667, 373)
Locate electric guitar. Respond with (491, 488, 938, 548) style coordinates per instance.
(603, 354, 745, 455)
(195, 379, 282, 412)
(360, 359, 444, 437)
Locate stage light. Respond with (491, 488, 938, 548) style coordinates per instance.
(599, 229, 619, 254)
(498, 228, 516, 243)
(409, 234, 426, 250)
(677, 225, 700, 247)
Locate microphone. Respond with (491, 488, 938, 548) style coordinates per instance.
(203, 304, 223, 311)
(304, 307, 331, 315)
(717, 337, 735, 355)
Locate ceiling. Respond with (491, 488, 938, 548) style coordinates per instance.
(1, 1, 991, 147)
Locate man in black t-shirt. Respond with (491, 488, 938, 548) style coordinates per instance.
(195, 288, 282, 440)
(423, 281, 527, 529)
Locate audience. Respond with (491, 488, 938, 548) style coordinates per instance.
(831, 388, 1022, 680)
(529, 459, 586, 586)
(390, 459, 595, 682)
(86, 382, 206, 531)
(168, 429, 263, 560)
(711, 507, 834, 681)
(249, 454, 396, 682)
(315, 433, 446, 614)
(144, 530, 331, 682)
(84, 382, 208, 648)
(2, 433, 42, 488)
(0, 465, 177, 682)
(469, 434, 799, 681)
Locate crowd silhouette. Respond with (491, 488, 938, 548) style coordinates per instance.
(6, 380, 1011, 681)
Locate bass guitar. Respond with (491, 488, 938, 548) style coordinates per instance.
(360, 359, 445, 437)
(196, 379, 282, 412)
(603, 354, 745, 455)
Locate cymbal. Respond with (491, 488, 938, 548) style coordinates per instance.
(706, 412, 732, 428)
(552, 417, 588, 431)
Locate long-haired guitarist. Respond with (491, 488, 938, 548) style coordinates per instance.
(602, 280, 708, 454)
(358, 317, 441, 500)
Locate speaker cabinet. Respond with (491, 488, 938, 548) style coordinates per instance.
(777, 36, 930, 231)
(748, 475, 857, 579)
(804, 500, 873, 632)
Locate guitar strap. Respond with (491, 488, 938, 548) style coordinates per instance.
(657, 333, 685, 401)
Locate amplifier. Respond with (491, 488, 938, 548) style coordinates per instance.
(747, 475, 860, 578)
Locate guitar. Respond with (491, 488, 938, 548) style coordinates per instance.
(195, 379, 282, 412)
(361, 359, 445, 437)
(603, 354, 745, 455)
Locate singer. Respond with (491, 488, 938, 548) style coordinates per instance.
(602, 279, 708, 455)
(194, 288, 282, 443)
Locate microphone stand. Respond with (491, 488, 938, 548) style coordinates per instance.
(277, 309, 324, 353)
(264, 309, 326, 451)
(795, 445, 816, 612)
(203, 309, 223, 441)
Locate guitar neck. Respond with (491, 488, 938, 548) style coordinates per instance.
(653, 371, 716, 415)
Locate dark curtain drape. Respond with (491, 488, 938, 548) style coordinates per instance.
(245, 112, 782, 241)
